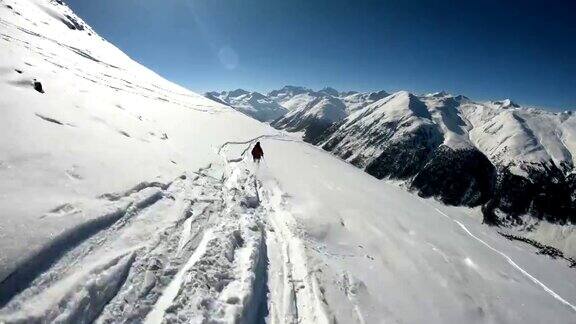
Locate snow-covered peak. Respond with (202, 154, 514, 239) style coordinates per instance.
(367, 90, 389, 101)
(271, 92, 348, 142)
(499, 98, 520, 108)
(205, 90, 287, 122)
(426, 91, 450, 98)
(276, 94, 347, 124)
(227, 88, 250, 98)
(489, 98, 521, 109)
(318, 86, 340, 97)
(267, 85, 312, 103)
(340, 90, 389, 113)
(367, 91, 431, 120)
(420, 94, 472, 149)
(320, 91, 440, 166)
(461, 102, 576, 174)
(304, 95, 347, 122)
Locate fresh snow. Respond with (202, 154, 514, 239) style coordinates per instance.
(1, 1, 576, 323)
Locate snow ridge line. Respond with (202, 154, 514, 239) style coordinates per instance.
(432, 207, 576, 312)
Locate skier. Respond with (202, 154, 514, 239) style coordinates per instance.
(251, 141, 264, 162)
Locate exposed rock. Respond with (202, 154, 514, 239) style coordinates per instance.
(33, 80, 44, 93)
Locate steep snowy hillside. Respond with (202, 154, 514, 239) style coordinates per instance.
(267, 85, 312, 107)
(459, 100, 576, 223)
(341, 90, 389, 113)
(2, 1, 576, 323)
(0, 0, 273, 296)
(205, 89, 287, 122)
(320, 90, 576, 224)
(271, 94, 348, 142)
(322, 91, 441, 168)
(266, 87, 391, 142)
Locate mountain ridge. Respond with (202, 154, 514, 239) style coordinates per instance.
(206, 87, 576, 224)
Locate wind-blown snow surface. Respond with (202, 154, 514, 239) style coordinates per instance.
(2, 1, 576, 323)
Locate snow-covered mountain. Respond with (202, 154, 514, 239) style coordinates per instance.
(205, 86, 575, 225)
(206, 86, 389, 142)
(340, 89, 389, 113)
(2, 1, 576, 323)
(271, 94, 348, 142)
(320, 91, 576, 224)
(267, 85, 312, 106)
(205, 89, 287, 122)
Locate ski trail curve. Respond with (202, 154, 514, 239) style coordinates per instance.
(217, 134, 301, 163)
(432, 206, 576, 313)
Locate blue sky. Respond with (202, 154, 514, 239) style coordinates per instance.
(66, 0, 575, 110)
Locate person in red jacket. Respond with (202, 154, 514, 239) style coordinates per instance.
(251, 141, 264, 162)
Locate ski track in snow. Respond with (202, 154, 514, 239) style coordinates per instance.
(261, 181, 332, 324)
(0, 150, 268, 323)
(144, 229, 215, 324)
(1, 132, 576, 322)
(216, 136, 334, 324)
(431, 206, 576, 313)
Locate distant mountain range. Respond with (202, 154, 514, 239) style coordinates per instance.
(206, 86, 576, 225)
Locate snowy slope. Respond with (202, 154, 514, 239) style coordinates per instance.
(340, 90, 389, 113)
(460, 101, 576, 174)
(205, 89, 288, 122)
(271, 94, 347, 143)
(267, 85, 312, 107)
(257, 138, 576, 323)
(322, 91, 441, 167)
(2, 1, 576, 323)
(318, 90, 575, 222)
(0, 0, 274, 288)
